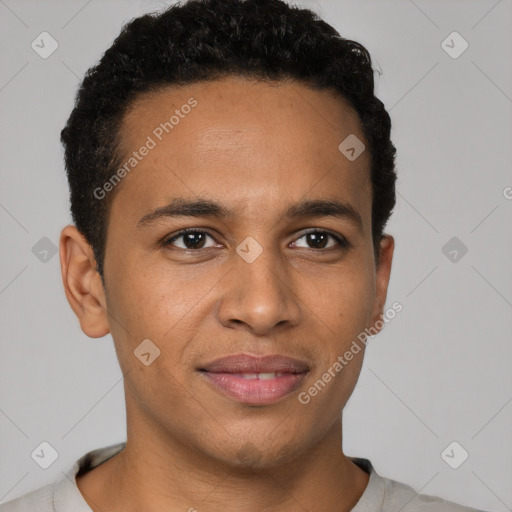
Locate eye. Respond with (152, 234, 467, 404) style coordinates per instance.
(162, 228, 350, 252)
(163, 229, 220, 250)
(291, 229, 349, 250)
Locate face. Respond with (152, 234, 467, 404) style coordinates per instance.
(62, 76, 393, 469)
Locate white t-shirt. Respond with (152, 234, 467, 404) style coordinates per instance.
(0, 443, 489, 511)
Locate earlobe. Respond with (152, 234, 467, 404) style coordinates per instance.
(59, 225, 110, 338)
(369, 234, 395, 333)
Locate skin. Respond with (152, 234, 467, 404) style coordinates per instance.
(60, 75, 394, 512)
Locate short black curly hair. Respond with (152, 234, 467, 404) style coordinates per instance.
(61, 0, 396, 278)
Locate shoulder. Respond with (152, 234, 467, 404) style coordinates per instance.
(0, 443, 125, 512)
(381, 473, 490, 512)
(350, 457, 491, 512)
(0, 483, 54, 512)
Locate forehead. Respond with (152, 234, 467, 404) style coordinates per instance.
(110, 76, 372, 226)
(121, 76, 366, 149)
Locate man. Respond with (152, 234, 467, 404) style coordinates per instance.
(1, 0, 491, 510)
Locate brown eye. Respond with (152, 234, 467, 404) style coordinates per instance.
(305, 232, 329, 249)
(292, 229, 349, 250)
(164, 230, 218, 250)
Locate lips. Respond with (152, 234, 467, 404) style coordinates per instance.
(201, 354, 310, 374)
(199, 354, 310, 405)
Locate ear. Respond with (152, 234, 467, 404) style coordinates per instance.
(368, 235, 394, 334)
(59, 225, 110, 338)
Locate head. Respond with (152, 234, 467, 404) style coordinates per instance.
(60, 0, 396, 469)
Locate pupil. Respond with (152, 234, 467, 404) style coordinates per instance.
(308, 232, 327, 248)
(185, 232, 205, 249)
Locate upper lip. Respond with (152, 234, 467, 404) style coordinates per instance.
(199, 354, 310, 374)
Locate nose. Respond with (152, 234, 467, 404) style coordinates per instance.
(216, 246, 302, 335)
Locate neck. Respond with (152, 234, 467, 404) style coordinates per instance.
(77, 414, 369, 512)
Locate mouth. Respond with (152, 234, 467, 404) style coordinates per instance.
(198, 354, 310, 406)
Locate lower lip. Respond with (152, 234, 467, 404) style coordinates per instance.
(201, 372, 307, 405)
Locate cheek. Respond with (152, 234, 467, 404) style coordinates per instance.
(107, 258, 181, 325)
(104, 257, 213, 365)
(312, 262, 376, 334)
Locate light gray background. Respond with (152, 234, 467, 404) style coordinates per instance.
(1, 0, 511, 509)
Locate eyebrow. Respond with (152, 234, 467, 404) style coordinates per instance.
(137, 197, 363, 230)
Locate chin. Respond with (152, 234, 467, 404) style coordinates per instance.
(203, 433, 306, 471)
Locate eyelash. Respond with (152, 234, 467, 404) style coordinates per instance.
(162, 228, 351, 252)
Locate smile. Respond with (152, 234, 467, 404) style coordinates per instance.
(199, 354, 310, 405)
